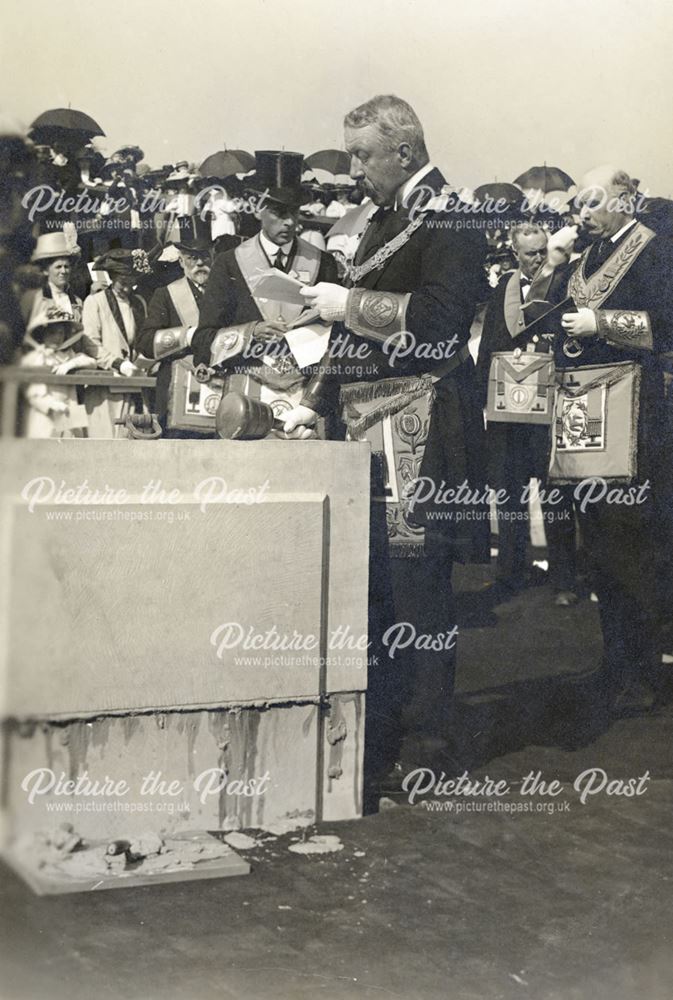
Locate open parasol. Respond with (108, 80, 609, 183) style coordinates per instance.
(473, 183, 525, 209)
(514, 166, 575, 193)
(199, 150, 255, 179)
(305, 149, 351, 175)
(29, 108, 105, 144)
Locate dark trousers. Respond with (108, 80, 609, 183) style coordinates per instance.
(366, 496, 455, 775)
(578, 501, 658, 689)
(390, 535, 455, 735)
(546, 486, 580, 592)
(491, 424, 544, 588)
(656, 377, 673, 646)
(491, 424, 578, 590)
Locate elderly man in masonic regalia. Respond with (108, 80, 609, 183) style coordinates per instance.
(531, 165, 673, 717)
(284, 95, 490, 780)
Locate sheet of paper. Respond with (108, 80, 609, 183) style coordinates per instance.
(284, 323, 332, 368)
(250, 270, 307, 307)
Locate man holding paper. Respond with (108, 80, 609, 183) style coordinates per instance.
(284, 96, 489, 774)
(530, 166, 673, 716)
(191, 151, 339, 437)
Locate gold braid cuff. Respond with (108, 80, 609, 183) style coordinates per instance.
(153, 326, 191, 360)
(345, 288, 411, 349)
(210, 323, 257, 366)
(596, 310, 653, 351)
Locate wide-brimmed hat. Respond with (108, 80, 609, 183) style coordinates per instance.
(100, 159, 126, 179)
(26, 304, 82, 337)
(172, 234, 213, 256)
(112, 145, 144, 165)
(31, 232, 80, 263)
(93, 248, 152, 278)
(246, 151, 306, 209)
(166, 160, 196, 183)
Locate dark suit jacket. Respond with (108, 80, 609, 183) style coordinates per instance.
(191, 238, 338, 365)
(552, 228, 673, 369)
(329, 167, 487, 381)
(476, 269, 557, 487)
(324, 167, 489, 558)
(557, 227, 673, 485)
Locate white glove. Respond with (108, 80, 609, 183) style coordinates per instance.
(119, 359, 140, 376)
(561, 308, 597, 338)
(300, 283, 349, 322)
(48, 399, 69, 415)
(547, 225, 578, 267)
(53, 360, 75, 376)
(282, 405, 319, 440)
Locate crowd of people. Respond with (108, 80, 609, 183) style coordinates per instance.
(1, 96, 672, 782)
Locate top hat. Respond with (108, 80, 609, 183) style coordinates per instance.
(171, 234, 213, 255)
(246, 151, 306, 208)
(31, 232, 80, 263)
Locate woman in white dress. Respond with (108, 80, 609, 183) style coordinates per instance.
(21, 306, 97, 438)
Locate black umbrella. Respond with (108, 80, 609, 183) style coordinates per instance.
(514, 165, 575, 193)
(473, 183, 524, 209)
(306, 149, 351, 175)
(199, 150, 255, 178)
(29, 108, 105, 140)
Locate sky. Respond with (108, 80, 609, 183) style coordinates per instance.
(3, 0, 673, 196)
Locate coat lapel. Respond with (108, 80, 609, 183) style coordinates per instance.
(353, 168, 448, 268)
(503, 270, 526, 338)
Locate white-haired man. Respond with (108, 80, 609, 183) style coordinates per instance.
(284, 95, 489, 775)
(476, 222, 579, 604)
(535, 165, 673, 715)
(136, 234, 213, 435)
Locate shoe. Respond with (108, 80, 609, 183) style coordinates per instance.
(564, 662, 614, 709)
(527, 564, 549, 587)
(612, 680, 657, 717)
(650, 664, 673, 707)
(555, 590, 578, 607)
(487, 578, 522, 604)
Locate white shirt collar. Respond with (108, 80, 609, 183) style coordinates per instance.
(395, 163, 435, 210)
(610, 218, 637, 243)
(49, 282, 70, 302)
(259, 231, 293, 259)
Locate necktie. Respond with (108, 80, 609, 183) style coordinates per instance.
(353, 205, 395, 266)
(273, 253, 286, 272)
(597, 239, 611, 262)
(585, 238, 611, 277)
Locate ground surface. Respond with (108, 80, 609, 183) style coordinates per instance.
(2, 564, 671, 1000)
